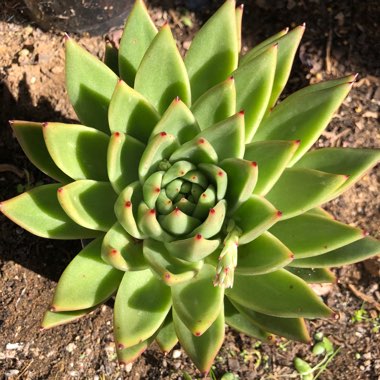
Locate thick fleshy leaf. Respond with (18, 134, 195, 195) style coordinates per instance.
(156, 191, 175, 215)
(41, 306, 98, 329)
(244, 140, 300, 195)
(156, 314, 178, 354)
(135, 24, 191, 114)
(43, 123, 109, 181)
(118, 0, 157, 86)
(108, 80, 160, 143)
(220, 158, 258, 211)
(114, 182, 145, 239)
(233, 195, 280, 245)
(165, 234, 220, 262)
(150, 98, 200, 144)
(191, 77, 236, 131)
(11, 121, 71, 183)
(254, 81, 352, 165)
(289, 237, 380, 268)
(143, 239, 202, 285)
(162, 161, 196, 186)
(104, 41, 119, 75)
(173, 308, 225, 373)
(306, 207, 335, 219)
(58, 180, 117, 231)
(172, 264, 224, 335)
(52, 237, 123, 311)
(0, 184, 100, 239)
(107, 131, 145, 193)
(265, 168, 347, 220)
(226, 269, 332, 318)
(117, 335, 155, 365)
(234, 45, 277, 141)
(159, 207, 201, 236)
(236, 232, 293, 275)
(224, 298, 273, 341)
(287, 268, 336, 283)
(65, 37, 118, 133)
(114, 269, 171, 348)
(198, 164, 228, 201)
(196, 112, 245, 160)
(185, 0, 238, 102)
(192, 185, 217, 220)
(235, 4, 243, 53)
(101, 222, 146, 271)
(294, 148, 380, 198)
(143, 171, 164, 209)
(230, 299, 310, 343)
(270, 213, 364, 259)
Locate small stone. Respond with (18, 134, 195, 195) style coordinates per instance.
(172, 349, 181, 359)
(183, 41, 191, 50)
(18, 48, 30, 57)
(65, 343, 77, 353)
(6, 342, 23, 350)
(30, 76, 36, 84)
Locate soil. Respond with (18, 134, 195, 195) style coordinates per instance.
(0, 0, 379, 379)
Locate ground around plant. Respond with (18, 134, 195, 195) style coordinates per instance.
(0, 0, 379, 379)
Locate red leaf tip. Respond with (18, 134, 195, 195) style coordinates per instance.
(64, 32, 70, 41)
(175, 96, 181, 102)
(125, 201, 132, 208)
(251, 161, 257, 167)
(294, 139, 301, 145)
(110, 249, 118, 256)
(154, 187, 160, 193)
(196, 234, 202, 240)
(331, 311, 340, 321)
(229, 75, 234, 81)
(362, 230, 369, 237)
(238, 109, 245, 116)
(160, 131, 167, 137)
(164, 272, 171, 280)
(49, 306, 56, 312)
(117, 343, 125, 350)
(198, 138, 205, 144)
(114, 131, 120, 137)
(42, 122, 48, 128)
(217, 171, 224, 176)
(210, 208, 216, 214)
(149, 209, 156, 215)
(195, 332, 202, 337)
(57, 187, 63, 193)
(276, 210, 283, 218)
(301, 22, 306, 28)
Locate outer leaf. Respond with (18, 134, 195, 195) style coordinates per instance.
(230, 299, 310, 343)
(226, 269, 332, 318)
(108, 80, 160, 143)
(294, 148, 380, 198)
(185, 0, 238, 101)
(104, 41, 119, 75)
(114, 269, 171, 348)
(235, 4, 244, 53)
(236, 232, 293, 275)
(11, 121, 71, 183)
(289, 237, 380, 268)
(244, 140, 300, 195)
(173, 308, 225, 374)
(43, 123, 109, 181)
(135, 24, 191, 114)
(118, 0, 157, 86)
(191, 77, 236, 131)
(270, 213, 364, 258)
(234, 45, 277, 141)
(65, 37, 118, 133)
(0, 184, 100, 239)
(287, 268, 336, 283)
(41, 306, 98, 329)
(101, 222, 146, 271)
(254, 82, 352, 165)
(58, 180, 117, 231)
(224, 298, 273, 341)
(52, 237, 123, 311)
(117, 335, 155, 365)
(156, 314, 178, 354)
(265, 168, 347, 220)
(171, 264, 224, 335)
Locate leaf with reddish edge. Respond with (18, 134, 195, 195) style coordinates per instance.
(117, 335, 156, 366)
(156, 314, 178, 354)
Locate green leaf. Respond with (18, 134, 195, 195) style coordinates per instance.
(233, 195, 280, 245)
(101, 222, 147, 271)
(58, 180, 117, 231)
(172, 264, 224, 335)
(143, 239, 202, 285)
(162, 161, 196, 186)
(294, 148, 380, 198)
(52, 237, 123, 311)
(265, 168, 347, 220)
(150, 98, 200, 144)
(117, 335, 155, 365)
(244, 140, 300, 195)
(43, 123, 109, 181)
(159, 207, 201, 236)
(118, 0, 157, 86)
(114, 269, 172, 348)
(185, 0, 238, 102)
(164, 235, 220, 262)
(234, 45, 277, 141)
(11, 121, 71, 183)
(0, 184, 100, 239)
(235, 4, 244, 53)
(289, 237, 380, 268)
(224, 298, 273, 341)
(226, 269, 332, 318)
(41, 306, 98, 329)
(286, 267, 336, 283)
(220, 158, 258, 212)
(236, 232, 293, 275)
(135, 24, 191, 114)
(192, 185, 217, 220)
(270, 213, 364, 259)
(143, 171, 164, 209)
(253, 81, 352, 165)
(65, 37, 118, 133)
(197, 112, 245, 160)
(156, 314, 178, 354)
(198, 164, 228, 201)
(174, 309, 225, 374)
(306, 207, 335, 219)
(191, 77, 236, 131)
(229, 299, 310, 343)
(107, 131, 145, 193)
(104, 41, 119, 75)
(108, 80, 160, 143)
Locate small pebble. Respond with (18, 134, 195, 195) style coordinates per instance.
(66, 343, 77, 353)
(172, 349, 181, 359)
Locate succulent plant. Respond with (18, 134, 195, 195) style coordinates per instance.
(1, 0, 379, 373)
